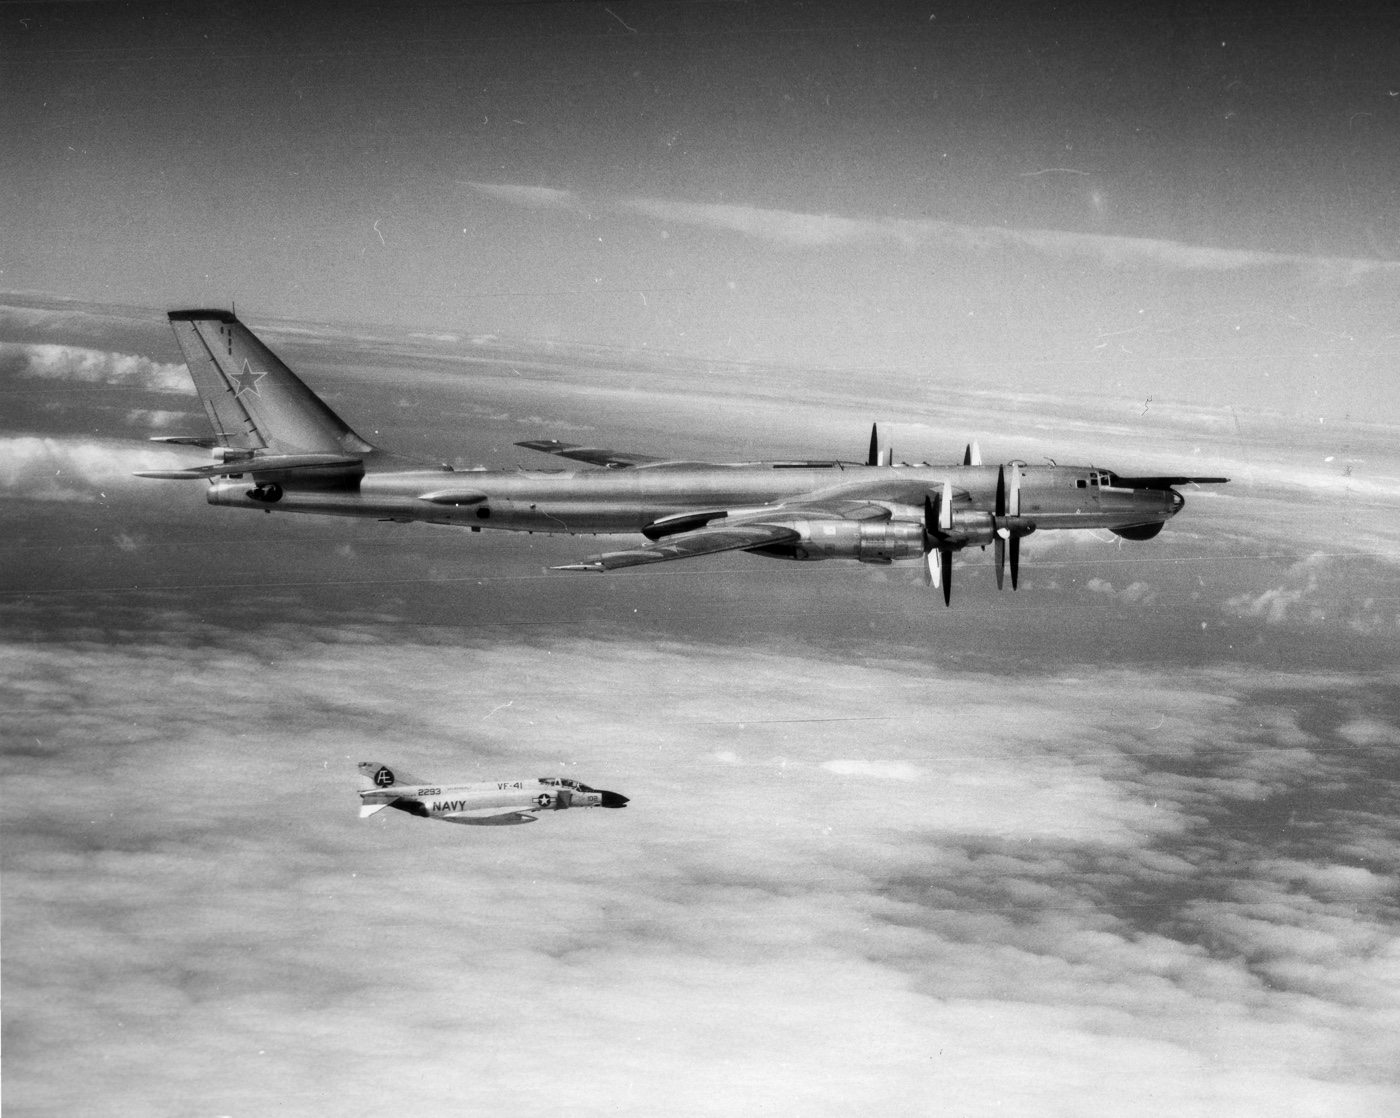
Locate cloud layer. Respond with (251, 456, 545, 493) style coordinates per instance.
(0, 436, 198, 502)
(0, 342, 194, 395)
(468, 183, 1400, 280)
(4, 625, 1396, 1116)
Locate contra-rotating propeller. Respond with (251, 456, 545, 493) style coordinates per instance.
(992, 463, 1031, 591)
(866, 423, 893, 467)
(922, 480, 954, 607)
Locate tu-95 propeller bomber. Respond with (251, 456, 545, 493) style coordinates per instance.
(139, 310, 1227, 603)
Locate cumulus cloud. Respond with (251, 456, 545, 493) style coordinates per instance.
(0, 435, 199, 501)
(1086, 577, 1157, 604)
(465, 182, 1400, 280)
(4, 626, 1397, 1115)
(0, 342, 194, 394)
(1222, 553, 1397, 631)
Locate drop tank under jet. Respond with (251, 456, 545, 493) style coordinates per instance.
(140, 309, 1227, 604)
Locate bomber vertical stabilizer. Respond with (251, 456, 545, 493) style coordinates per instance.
(166, 310, 376, 457)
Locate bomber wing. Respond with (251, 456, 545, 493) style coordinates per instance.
(516, 440, 667, 469)
(554, 521, 802, 571)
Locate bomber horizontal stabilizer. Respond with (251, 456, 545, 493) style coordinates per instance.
(516, 440, 666, 469)
(134, 453, 363, 480)
(149, 435, 219, 448)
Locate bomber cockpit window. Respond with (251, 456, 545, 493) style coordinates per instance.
(1076, 478, 1088, 489)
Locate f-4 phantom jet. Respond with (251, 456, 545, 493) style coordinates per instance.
(358, 762, 629, 826)
(140, 310, 1227, 603)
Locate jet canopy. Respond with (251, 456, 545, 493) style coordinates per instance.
(538, 777, 598, 792)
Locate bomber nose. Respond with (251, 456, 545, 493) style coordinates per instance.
(599, 790, 629, 808)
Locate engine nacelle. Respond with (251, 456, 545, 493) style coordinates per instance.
(758, 520, 926, 562)
(947, 510, 995, 547)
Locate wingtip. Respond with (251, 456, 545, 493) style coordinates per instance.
(549, 563, 606, 573)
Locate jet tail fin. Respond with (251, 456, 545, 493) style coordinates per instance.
(166, 310, 376, 457)
(357, 761, 427, 790)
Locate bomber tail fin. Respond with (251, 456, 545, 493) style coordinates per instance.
(166, 310, 376, 457)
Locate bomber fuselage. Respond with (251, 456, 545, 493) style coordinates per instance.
(208, 458, 1181, 538)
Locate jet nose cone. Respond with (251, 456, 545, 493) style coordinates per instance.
(599, 790, 629, 808)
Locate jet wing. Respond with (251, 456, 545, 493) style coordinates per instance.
(554, 522, 802, 571)
(516, 440, 666, 469)
(442, 810, 539, 826)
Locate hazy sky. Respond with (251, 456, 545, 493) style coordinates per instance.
(4, 2, 1398, 416)
(4, 4, 1399, 1117)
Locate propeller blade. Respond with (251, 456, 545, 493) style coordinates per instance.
(995, 465, 1006, 519)
(1010, 534, 1020, 590)
(994, 535, 1005, 590)
(923, 550, 935, 587)
(963, 444, 972, 466)
(1009, 465, 1021, 517)
(924, 493, 937, 536)
(879, 446, 893, 467)
(867, 424, 879, 467)
(969, 440, 982, 466)
(939, 480, 953, 533)
(940, 549, 953, 606)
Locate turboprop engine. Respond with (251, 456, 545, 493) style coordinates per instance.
(751, 519, 926, 562)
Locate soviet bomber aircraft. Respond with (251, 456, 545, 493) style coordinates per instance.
(358, 762, 629, 826)
(138, 310, 1227, 604)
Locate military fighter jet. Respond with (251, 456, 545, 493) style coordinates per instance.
(139, 310, 1227, 604)
(358, 762, 629, 826)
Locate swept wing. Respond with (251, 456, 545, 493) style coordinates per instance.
(515, 440, 667, 469)
(555, 521, 802, 571)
